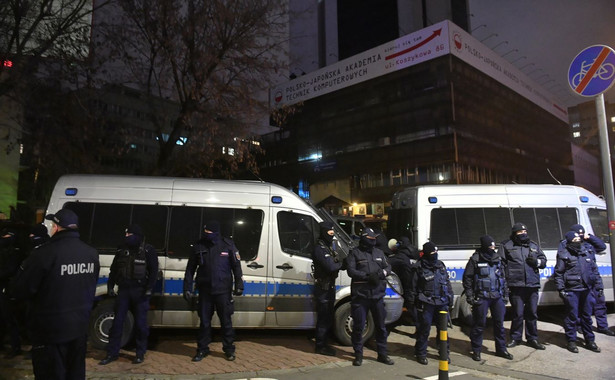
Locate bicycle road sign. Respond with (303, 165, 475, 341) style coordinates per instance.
(569, 45, 615, 97)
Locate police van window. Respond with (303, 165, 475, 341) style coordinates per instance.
(227, 208, 263, 261)
(168, 206, 264, 260)
(90, 204, 132, 253)
(513, 208, 579, 249)
(278, 211, 316, 258)
(132, 205, 167, 253)
(588, 208, 609, 243)
(430, 208, 510, 247)
(337, 219, 353, 236)
(168, 206, 201, 258)
(63, 202, 94, 243)
(483, 208, 512, 244)
(430, 208, 457, 245)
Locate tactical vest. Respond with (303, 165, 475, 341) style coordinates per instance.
(116, 244, 147, 281)
(474, 260, 505, 299)
(419, 264, 450, 304)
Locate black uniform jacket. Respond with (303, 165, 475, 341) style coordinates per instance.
(107, 242, 159, 292)
(13, 230, 100, 344)
(346, 246, 391, 300)
(184, 236, 243, 295)
(498, 239, 546, 288)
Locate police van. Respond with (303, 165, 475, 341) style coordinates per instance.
(387, 184, 613, 324)
(45, 175, 403, 348)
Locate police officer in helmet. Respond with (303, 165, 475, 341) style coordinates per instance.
(463, 235, 512, 361)
(346, 227, 394, 367)
(100, 224, 159, 365)
(312, 221, 343, 356)
(410, 242, 454, 365)
(13, 208, 99, 379)
(499, 222, 547, 350)
(183, 220, 244, 362)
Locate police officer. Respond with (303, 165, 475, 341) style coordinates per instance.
(410, 242, 453, 365)
(100, 224, 159, 365)
(562, 224, 613, 336)
(463, 235, 513, 361)
(0, 229, 22, 358)
(312, 222, 343, 356)
(498, 222, 547, 350)
(183, 220, 244, 362)
(12, 208, 99, 379)
(27, 224, 50, 251)
(387, 237, 419, 324)
(346, 227, 394, 366)
(554, 230, 603, 353)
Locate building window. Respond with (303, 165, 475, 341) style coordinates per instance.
(573, 131, 581, 138)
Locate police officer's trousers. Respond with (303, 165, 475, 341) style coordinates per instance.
(415, 303, 449, 358)
(0, 290, 20, 352)
(509, 287, 539, 342)
(563, 288, 594, 343)
(314, 285, 335, 349)
(31, 334, 87, 380)
(107, 285, 151, 357)
(351, 297, 388, 356)
(589, 287, 609, 330)
(197, 292, 235, 354)
(470, 297, 506, 354)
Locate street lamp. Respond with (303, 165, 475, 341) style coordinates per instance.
(491, 41, 508, 51)
(480, 33, 498, 43)
(501, 48, 518, 58)
(511, 55, 526, 64)
(472, 24, 486, 32)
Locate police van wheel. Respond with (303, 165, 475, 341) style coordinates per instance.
(333, 302, 375, 346)
(88, 299, 135, 350)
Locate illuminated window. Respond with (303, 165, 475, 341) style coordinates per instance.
(572, 122, 580, 128)
(610, 116, 615, 123)
(573, 131, 581, 138)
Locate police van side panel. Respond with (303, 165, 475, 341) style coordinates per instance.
(390, 185, 612, 323)
(47, 175, 403, 349)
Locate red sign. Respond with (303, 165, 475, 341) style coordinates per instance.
(609, 221, 615, 230)
(2, 60, 12, 68)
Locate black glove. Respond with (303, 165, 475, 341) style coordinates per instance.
(368, 271, 380, 286)
(525, 254, 538, 268)
(233, 288, 243, 296)
(559, 290, 568, 300)
(502, 296, 509, 305)
(598, 289, 604, 298)
(144, 289, 152, 297)
(183, 290, 192, 302)
(108, 287, 117, 297)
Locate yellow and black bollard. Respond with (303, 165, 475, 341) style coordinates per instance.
(438, 310, 449, 380)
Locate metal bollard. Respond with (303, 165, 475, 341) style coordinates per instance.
(438, 310, 449, 380)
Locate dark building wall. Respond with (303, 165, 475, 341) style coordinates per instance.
(260, 54, 573, 204)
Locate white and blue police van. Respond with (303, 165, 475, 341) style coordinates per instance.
(45, 174, 404, 348)
(387, 184, 613, 324)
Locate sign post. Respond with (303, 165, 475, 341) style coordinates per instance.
(569, 45, 615, 295)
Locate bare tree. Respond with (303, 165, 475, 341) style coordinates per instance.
(0, 0, 104, 99)
(94, 0, 288, 177)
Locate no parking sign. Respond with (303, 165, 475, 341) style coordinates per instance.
(568, 45, 615, 96)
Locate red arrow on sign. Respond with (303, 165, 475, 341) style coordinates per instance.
(385, 29, 442, 60)
(574, 46, 611, 94)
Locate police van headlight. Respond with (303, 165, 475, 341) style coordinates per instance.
(386, 271, 403, 296)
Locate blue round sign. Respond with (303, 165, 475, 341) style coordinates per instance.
(568, 45, 615, 97)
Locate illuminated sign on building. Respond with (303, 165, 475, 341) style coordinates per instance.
(270, 20, 567, 122)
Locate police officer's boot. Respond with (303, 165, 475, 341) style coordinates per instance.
(352, 353, 363, 366)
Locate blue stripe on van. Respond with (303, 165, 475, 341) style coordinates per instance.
(100, 276, 402, 298)
(445, 265, 613, 283)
